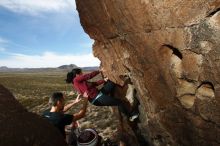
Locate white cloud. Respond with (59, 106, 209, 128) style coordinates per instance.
(0, 0, 76, 15)
(0, 52, 100, 68)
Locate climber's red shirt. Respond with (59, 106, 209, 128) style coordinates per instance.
(73, 71, 105, 100)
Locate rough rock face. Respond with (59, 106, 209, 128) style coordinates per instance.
(76, 0, 220, 146)
(0, 84, 67, 146)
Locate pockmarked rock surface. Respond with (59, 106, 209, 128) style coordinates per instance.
(76, 0, 220, 146)
(0, 84, 67, 146)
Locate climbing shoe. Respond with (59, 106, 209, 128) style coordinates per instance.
(129, 112, 139, 122)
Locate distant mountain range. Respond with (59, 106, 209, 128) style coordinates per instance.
(0, 64, 99, 72)
(57, 64, 78, 70)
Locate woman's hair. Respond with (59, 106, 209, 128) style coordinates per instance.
(66, 68, 82, 84)
(72, 68, 82, 75)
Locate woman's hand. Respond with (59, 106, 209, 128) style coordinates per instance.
(99, 67, 106, 73)
(104, 77, 108, 82)
(83, 92, 89, 98)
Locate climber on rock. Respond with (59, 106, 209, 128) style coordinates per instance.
(43, 92, 88, 146)
(66, 68, 139, 122)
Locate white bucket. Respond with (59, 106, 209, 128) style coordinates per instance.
(77, 129, 98, 146)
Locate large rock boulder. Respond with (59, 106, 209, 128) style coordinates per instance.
(0, 84, 67, 146)
(76, 0, 220, 146)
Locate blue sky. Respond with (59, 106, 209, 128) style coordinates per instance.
(0, 0, 100, 68)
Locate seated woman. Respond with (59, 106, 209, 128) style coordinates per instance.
(66, 68, 139, 122)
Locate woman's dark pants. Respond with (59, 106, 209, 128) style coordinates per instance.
(92, 81, 130, 117)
